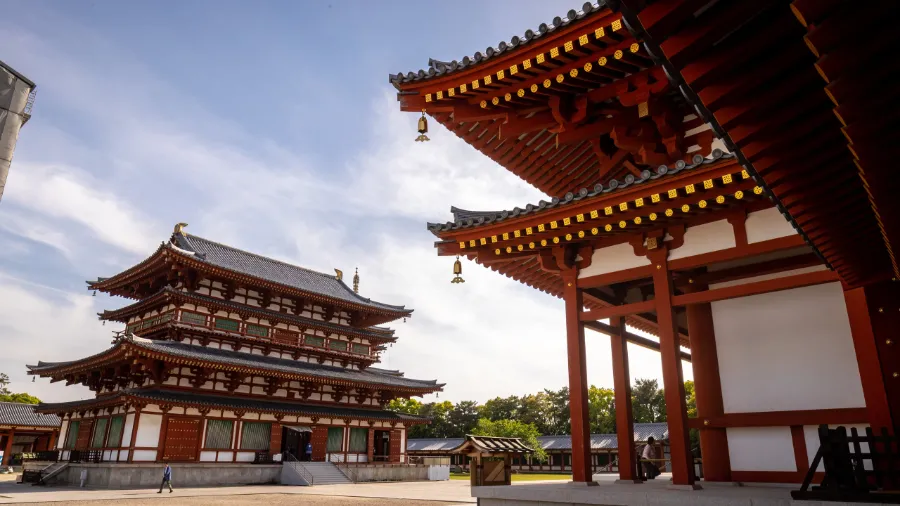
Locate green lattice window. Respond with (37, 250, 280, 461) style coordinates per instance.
(214, 318, 240, 332)
(349, 428, 367, 453)
(304, 335, 324, 347)
(91, 418, 108, 448)
(328, 340, 347, 352)
(126, 322, 141, 333)
(246, 324, 269, 338)
(65, 421, 80, 449)
(240, 422, 271, 450)
(350, 343, 369, 355)
(159, 312, 174, 323)
(180, 311, 207, 326)
(204, 420, 234, 449)
(107, 416, 125, 447)
(326, 427, 344, 452)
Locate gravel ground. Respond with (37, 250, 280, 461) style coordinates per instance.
(22, 493, 463, 506)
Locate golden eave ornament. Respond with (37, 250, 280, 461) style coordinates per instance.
(415, 110, 430, 142)
(451, 255, 465, 284)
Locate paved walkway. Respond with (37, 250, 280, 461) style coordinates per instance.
(0, 479, 476, 504)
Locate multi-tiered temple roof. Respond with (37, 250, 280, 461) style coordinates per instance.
(31, 227, 441, 424)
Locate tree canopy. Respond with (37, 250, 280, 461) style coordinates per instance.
(388, 378, 693, 442)
(471, 417, 547, 462)
(0, 372, 41, 404)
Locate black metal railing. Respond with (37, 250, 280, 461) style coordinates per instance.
(253, 451, 274, 464)
(284, 451, 314, 486)
(68, 450, 103, 463)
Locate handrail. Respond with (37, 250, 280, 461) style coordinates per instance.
(284, 452, 314, 486)
(328, 454, 357, 483)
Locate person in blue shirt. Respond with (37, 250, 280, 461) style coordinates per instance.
(158, 463, 173, 493)
(305, 442, 313, 462)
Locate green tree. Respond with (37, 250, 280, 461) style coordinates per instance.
(471, 418, 547, 463)
(479, 396, 520, 422)
(683, 380, 700, 451)
(448, 401, 480, 436)
(0, 373, 40, 404)
(544, 387, 570, 435)
(518, 392, 553, 435)
(418, 401, 455, 438)
(588, 385, 616, 434)
(632, 379, 666, 423)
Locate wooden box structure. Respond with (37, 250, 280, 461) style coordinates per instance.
(451, 435, 533, 487)
(28, 226, 443, 466)
(392, 0, 900, 489)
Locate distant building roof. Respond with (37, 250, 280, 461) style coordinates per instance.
(0, 402, 60, 428)
(453, 435, 533, 455)
(407, 422, 669, 453)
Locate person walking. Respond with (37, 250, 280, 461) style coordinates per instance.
(641, 437, 660, 479)
(158, 463, 173, 493)
(305, 441, 313, 462)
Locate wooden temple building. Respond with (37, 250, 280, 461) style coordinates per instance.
(391, 0, 899, 492)
(0, 403, 61, 466)
(28, 226, 442, 469)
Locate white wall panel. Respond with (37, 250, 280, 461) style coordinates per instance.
(727, 427, 797, 471)
(578, 243, 650, 279)
(134, 414, 163, 447)
(746, 207, 797, 244)
(714, 283, 864, 414)
(132, 450, 157, 461)
(668, 219, 735, 260)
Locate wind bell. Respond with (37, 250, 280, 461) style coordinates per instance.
(451, 255, 465, 284)
(415, 110, 430, 142)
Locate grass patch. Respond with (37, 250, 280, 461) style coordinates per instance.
(450, 473, 571, 482)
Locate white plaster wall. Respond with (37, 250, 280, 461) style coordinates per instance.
(217, 451, 235, 462)
(200, 451, 217, 462)
(727, 427, 797, 471)
(132, 450, 157, 461)
(236, 452, 255, 463)
(668, 219, 736, 260)
(121, 414, 135, 449)
(134, 414, 163, 448)
(578, 243, 650, 278)
(710, 265, 826, 289)
(57, 420, 68, 449)
(714, 282, 864, 414)
(746, 207, 797, 244)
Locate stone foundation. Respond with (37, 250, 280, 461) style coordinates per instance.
(343, 463, 440, 482)
(52, 463, 282, 488)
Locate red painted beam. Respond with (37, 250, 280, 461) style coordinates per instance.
(672, 269, 839, 306)
(580, 300, 655, 321)
(687, 407, 868, 429)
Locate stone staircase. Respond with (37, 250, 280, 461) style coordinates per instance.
(298, 462, 352, 485)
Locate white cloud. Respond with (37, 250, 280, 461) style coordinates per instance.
(0, 7, 689, 410)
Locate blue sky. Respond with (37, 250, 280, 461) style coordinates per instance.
(1, 0, 687, 404)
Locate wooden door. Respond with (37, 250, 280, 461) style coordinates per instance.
(389, 429, 402, 462)
(161, 417, 201, 462)
(75, 420, 94, 450)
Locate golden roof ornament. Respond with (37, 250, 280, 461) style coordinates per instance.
(451, 255, 465, 284)
(335, 269, 343, 281)
(415, 110, 430, 142)
(353, 267, 360, 293)
(173, 222, 188, 236)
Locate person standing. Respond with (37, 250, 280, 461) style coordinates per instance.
(305, 441, 313, 462)
(641, 437, 660, 479)
(158, 463, 173, 493)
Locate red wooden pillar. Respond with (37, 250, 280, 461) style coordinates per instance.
(2, 428, 15, 466)
(562, 269, 594, 483)
(389, 429, 402, 463)
(649, 250, 698, 487)
(685, 284, 731, 482)
(366, 427, 375, 463)
(610, 316, 638, 482)
(844, 286, 894, 431)
(269, 422, 282, 455)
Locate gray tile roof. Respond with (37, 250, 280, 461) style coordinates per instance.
(0, 402, 60, 428)
(100, 286, 397, 342)
(171, 233, 411, 315)
(29, 338, 442, 392)
(407, 423, 669, 452)
(427, 151, 735, 236)
(390, 2, 606, 87)
(36, 389, 428, 423)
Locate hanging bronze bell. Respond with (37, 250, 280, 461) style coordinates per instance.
(415, 110, 430, 142)
(451, 255, 465, 284)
